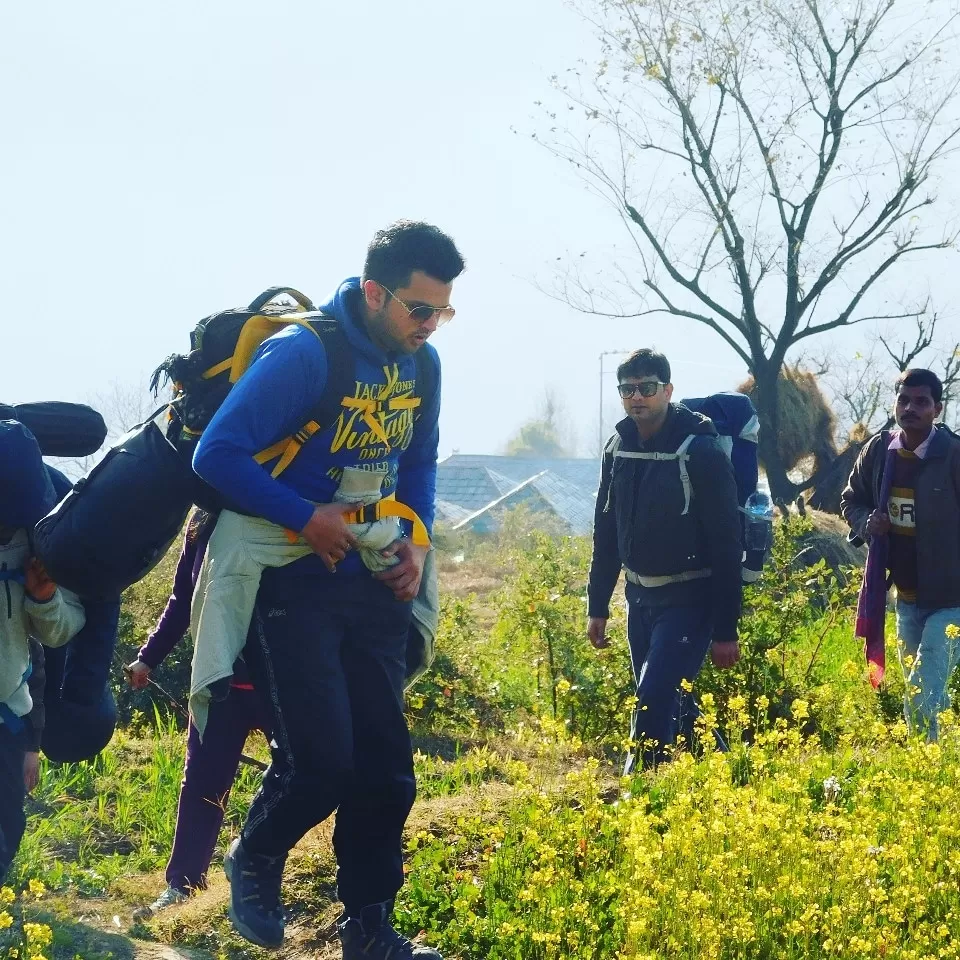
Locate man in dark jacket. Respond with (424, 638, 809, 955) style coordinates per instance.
(841, 368, 960, 740)
(588, 349, 743, 772)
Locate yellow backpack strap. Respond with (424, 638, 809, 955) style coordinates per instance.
(228, 313, 326, 384)
(249, 313, 339, 472)
(266, 421, 323, 479)
(201, 356, 234, 380)
(343, 499, 430, 547)
(253, 438, 290, 466)
(283, 499, 430, 547)
(388, 397, 421, 412)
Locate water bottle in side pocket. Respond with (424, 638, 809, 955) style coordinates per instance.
(744, 489, 775, 554)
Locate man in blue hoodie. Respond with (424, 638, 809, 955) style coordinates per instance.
(193, 221, 463, 960)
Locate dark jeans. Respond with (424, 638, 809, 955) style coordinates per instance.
(42, 596, 121, 763)
(241, 567, 415, 915)
(0, 725, 26, 881)
(623, 585, 714, 773)
(166, 687, 271, 892)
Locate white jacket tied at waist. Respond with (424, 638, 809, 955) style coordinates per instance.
(188, 510, 438, 735)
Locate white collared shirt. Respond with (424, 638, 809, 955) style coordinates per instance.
(888, 426, 935, 460)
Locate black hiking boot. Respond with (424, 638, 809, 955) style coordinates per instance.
(337, 901, 443, 959)
(223, 837, 286, 949)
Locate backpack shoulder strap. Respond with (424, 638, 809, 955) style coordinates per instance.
(304, 317, 355, 434)
(217, 310, 330, 385)
(674, 434, 696, 516)
(601, 434, 621, 512)
(252, 316, 354, 477)
(413, 346, 439, 423)
(606, 434, 698, 515)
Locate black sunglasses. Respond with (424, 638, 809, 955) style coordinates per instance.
(618, 381, 665, 399)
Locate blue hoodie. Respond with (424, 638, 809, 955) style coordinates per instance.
(0, 420, 57, 529)
(193, 278, 440, 574)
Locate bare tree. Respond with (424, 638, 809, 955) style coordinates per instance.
(877, 314, 960, 423)
(808, 314, 960, 445)
(801, 346, 887, 441)
(540, 0, 960, 502)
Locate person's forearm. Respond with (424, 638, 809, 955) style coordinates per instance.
(587, 562, 621, 619)
(194, 441, 314, 531)
(587, 525, 621, 618)
(138, 535, 199, 666)
(711, 569, 743, 641)
(26, 589, 86, 648)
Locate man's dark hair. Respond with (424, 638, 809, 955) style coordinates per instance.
(617, 348, 671, 385)
(362, 221, 466, 291)
(896, 368, 943, 403)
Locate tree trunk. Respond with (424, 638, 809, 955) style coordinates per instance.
(806, 440, 866, 514)
(752, 361, 800, 505)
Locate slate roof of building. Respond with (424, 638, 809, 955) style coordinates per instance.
(436, 454, 600, 512)
(436, 454, 601, 534)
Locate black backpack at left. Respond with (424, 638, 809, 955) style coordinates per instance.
(0, 401, 106, 458)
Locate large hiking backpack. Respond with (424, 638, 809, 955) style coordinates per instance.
(35, 418, 197, 597)
(682, 393, 760, 503)
(682, 393, 769, 581)
(151, 286, 344, 510)
(35, 286, 437, 597)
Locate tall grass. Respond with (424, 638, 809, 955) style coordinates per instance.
(13, 708, 264, 892)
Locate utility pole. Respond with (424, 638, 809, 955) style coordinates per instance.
(598, 349, 632, 454)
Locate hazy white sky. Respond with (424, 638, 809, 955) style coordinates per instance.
(2, 0, 958, 458)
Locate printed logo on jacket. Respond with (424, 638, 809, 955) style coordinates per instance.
(330, 364, 421, 461)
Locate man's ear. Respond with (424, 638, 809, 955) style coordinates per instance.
(664, 383, 675, 402)
(936, 401, 944, 420)
(362, 279, 387, 312)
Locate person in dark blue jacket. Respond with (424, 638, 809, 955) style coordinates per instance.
(193, 221, 464, 960)
(587, 349, 743, 773)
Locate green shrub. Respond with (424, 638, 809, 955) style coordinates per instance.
(696, 514, 865, 745)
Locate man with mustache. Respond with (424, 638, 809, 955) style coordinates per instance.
(842, 368, 960, 739)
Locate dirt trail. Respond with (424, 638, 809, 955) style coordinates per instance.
(132, 945, 210, 960)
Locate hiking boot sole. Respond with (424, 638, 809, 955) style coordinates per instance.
(224, 840, 284, 950)
(227, 904, 285, 950)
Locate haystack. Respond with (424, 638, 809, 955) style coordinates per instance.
(739, 367, 839, 473)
